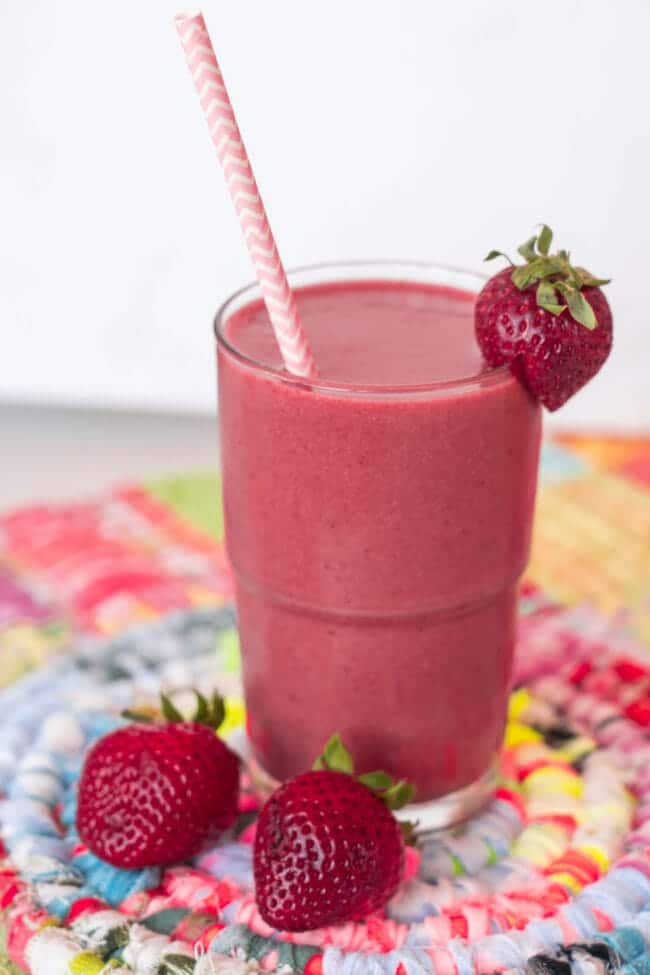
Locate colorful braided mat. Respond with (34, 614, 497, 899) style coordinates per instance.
(1, 435, 650, 975)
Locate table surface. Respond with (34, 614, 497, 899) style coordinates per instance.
(0, 404, 219, 508)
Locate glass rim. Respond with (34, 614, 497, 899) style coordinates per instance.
(214, 259, 511, 397)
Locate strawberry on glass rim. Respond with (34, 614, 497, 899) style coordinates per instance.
(253, 734, 415, 933)
(475, 225, 612, 410)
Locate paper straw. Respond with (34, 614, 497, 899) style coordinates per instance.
(175, 11, 317, 379)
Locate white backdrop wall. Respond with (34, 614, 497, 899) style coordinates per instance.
(1, 0, 648, 430)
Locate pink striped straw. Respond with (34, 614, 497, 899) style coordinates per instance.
(175, 10, 317, 379)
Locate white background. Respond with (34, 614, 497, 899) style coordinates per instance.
(1, 0, 648, 431)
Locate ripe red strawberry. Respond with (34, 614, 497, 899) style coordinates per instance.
(76, 691, 240, 868)
(253, 735, 414, 932)
(475, 226, 612, 410)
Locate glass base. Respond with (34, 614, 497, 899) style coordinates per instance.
(230, 730, 498, 835)
(396, 760, 499, 835)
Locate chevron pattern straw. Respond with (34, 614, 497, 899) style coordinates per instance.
(175, 11, 317, 379)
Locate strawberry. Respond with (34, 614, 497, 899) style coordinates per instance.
(475, 226, 612, 410)
(76, 691, 240, 868)
(253, 735, 414, 932)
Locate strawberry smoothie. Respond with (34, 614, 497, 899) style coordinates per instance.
(216, 262, 542, 807)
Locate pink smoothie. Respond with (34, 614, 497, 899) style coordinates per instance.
(217, 271, 541, 801)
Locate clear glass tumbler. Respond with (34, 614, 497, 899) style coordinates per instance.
(215, 261, 541, 827)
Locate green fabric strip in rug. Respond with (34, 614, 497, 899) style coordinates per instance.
(145, 473, 223, 541)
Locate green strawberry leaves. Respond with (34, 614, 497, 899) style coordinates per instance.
(313, 733, 354, 774)
(125, 689, 226, 730)
(203, 691, 226, 730)
(517, 235, 539, 262)
(536, 280, 566, 317)
(556, 283, 598, 330)
(379, 779, 417, 810)
(484, 249, 514, 265)
(160, 693, 185, 723)
(358, 770, 393, 791)
(485, 225, 610, 330)
(536, 224, 553, 256)
(576, 268, 611, 288)
(313, 734, 416, 813)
